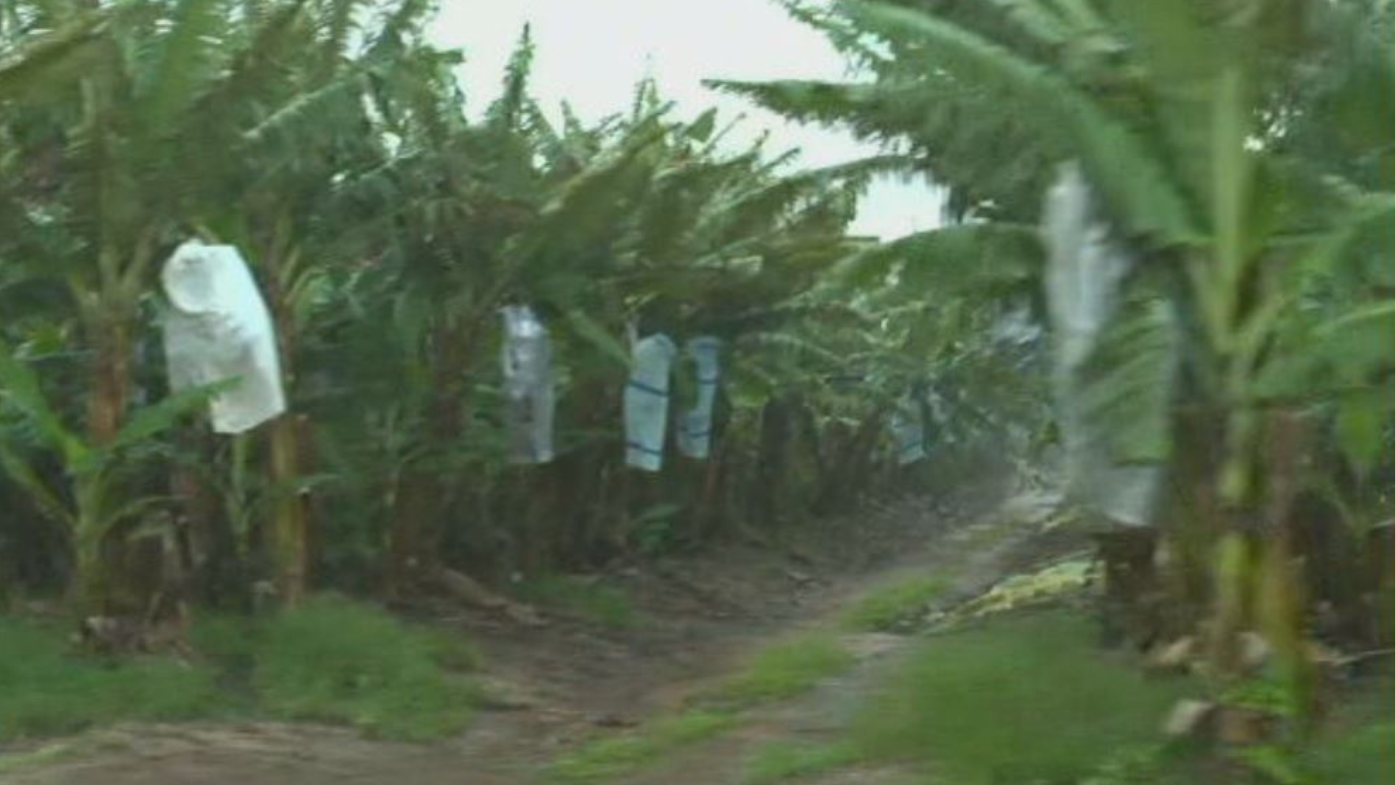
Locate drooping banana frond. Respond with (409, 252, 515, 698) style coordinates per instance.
(242, 67, 369, 149)
(0, 7, 108, 102)
(691, 154, 907, 250)
(632, 152, 763, 265)
(486, 23, 534, 133)
(706, 77, 1052, 221)
(828, 222, 1042, 298)
(134, 0, 232, 133)
(1076, 296, 1180, 464)
(511, 117, 669, 273)
(830, 0, 1201, 246)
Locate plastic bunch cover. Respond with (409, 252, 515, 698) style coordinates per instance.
(676, 336, 721, 459)
(891, 392, 927, 466)
(624, 333, 677, 471)
(1042, 163, 1158, 526)
(1043, 164, 1131, 373)
(500, 305, 555, 464)
(161, 239, 285, 434)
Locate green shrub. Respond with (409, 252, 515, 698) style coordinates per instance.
(852, 611, 1189, 784)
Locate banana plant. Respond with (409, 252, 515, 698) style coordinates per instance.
(0, 339, 229, 612)
(736, 0, 1393, 721)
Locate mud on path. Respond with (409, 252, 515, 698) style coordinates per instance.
(6, 478, 1073, 785)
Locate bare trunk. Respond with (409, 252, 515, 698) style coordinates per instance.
(72, 506, 109, 615)
(85, 313, 130, 448)
(268, 414, 308, 605)
(72, 310, 132, 614)
(262, 240, 312, 606)
(171, 425, 247, 607)
(386, 322, 472, 598)
(388, 463, 435, 597)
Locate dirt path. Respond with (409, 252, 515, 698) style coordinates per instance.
(6, 481, 1068, 785)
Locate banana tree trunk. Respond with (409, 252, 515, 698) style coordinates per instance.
(72, 481, 110, 615)
(85, 311, 130, 448)
(261, 230, 311, 606)
(386, 319, 475, 598)
(268, 414, 307, 604)
(71, 304, 134, 614)
(387, 469, 438, 599)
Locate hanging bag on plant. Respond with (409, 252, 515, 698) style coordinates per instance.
(500, 305, 556, 464)
(1042, 163, 1173, 526)
(625, 333, 677, 471)
(161, 239, 285, 434)
(676, 336, 721, 459)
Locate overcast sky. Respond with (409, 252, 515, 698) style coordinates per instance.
(427, 0, 945, 239)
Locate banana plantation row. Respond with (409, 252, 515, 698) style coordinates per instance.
(0, 1, 1029, 617)
(1, 0, 1392, 730)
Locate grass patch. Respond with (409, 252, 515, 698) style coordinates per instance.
(0, 740, 85, 777)
(0, 596, 481, 744)
(949, 520, 1014, 551)
(548, 632, 855, 782)
(841, 575, 950, 632)
(0, 616, 228, 742)
(1306, 682, 1394, 785)
(743, 740, 860, 784)
(851, 610, 1190, 784)
(234, 596, 480, 741)
(714, 633, 855, 706)
(547, 709, 736, 783)
(512, 574, 637, 628)
(1308, 720, 1394, 785)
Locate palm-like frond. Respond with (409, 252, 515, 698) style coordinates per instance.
(831, 0, 1200, 246)
(829, 222, 1042, 296)
(134, 0, 231, 132)
(0, 8, 108, 102)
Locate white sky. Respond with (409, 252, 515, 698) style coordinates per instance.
(428, 0, 946, 239)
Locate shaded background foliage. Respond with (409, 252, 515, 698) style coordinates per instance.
(0, 0, 1034, 611)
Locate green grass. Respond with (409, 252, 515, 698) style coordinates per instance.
(0, 739, 86, 777)
(841, 575, 950, 632)
(546, 709, 737, 783)
(743, 740, 860, 784)
(546, 632, 854, 782)
(0, 616, 228, 741)
(1308, 720, 1394, 785)
(1306, 682, 1394, 785)
(232, 596, 481, 741)
(512, 574, 637, 628)
(851, 610, 1191, 785)
(713, 633, 856, 706)
(0, 596, 482, 744)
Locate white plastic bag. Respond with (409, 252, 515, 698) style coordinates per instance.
(624, 333, 677, 471)
(676, 336, 721, 459)
(500, 305, 555, 464)
(161, 239, 285, 434)
(1043, 164, 1131, 373)
(1042, 163, 1159, 526)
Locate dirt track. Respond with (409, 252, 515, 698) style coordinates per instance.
(5, 480, 1068, 785)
